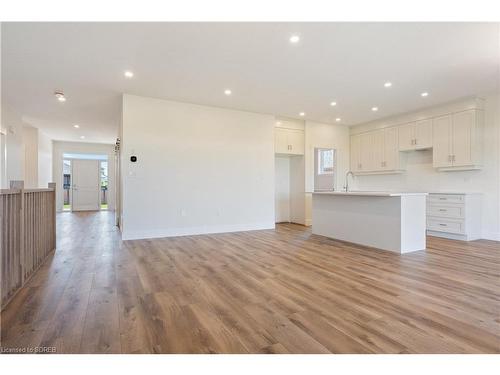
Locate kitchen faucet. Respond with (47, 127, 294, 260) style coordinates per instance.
(344, 171, 354, 192)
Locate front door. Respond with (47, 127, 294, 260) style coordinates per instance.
(72, 159, 100, 211)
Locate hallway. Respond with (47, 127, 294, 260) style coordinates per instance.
(1, 211, 499, 353)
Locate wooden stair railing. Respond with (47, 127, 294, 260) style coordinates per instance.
(0, 181, 56, 309)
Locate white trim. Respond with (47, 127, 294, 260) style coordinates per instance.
(481, 231, 500, 241)
(121, 222, 276, 241)
(428, 230, 500, 242)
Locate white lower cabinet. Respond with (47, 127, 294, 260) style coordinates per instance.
(426, 193, 481, 241)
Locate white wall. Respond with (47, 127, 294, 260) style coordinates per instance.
(53, 141, 116, 212)
(23, 126, 38, 188)
(351, 95, 500, 241)
(37, 130, 53, 187)
(1, 106, 25, 187)
(275, 156, 290, 222)
(304, 120, 351, 225)
(20, 125, 53, 189)
(120, 94, 275, 240)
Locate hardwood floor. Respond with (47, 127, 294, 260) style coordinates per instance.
(1, 211, 499, 353)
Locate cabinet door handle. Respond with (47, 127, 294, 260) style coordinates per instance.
(439, 198, 447, 200)
(439, 223, 447, 227)
(439, 209, 447, 212)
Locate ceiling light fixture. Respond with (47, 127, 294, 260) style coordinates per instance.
(421, 92, 429, 97)
(73, 124, 80, 128)
(54, 91, 66, 102)
(384, 82, 392, 88)
(335, 118, 341, 122)
(80, 136, 85, 139)
(276, 121, 282, 125)
(299, 112, 305, 116)
(224, 89, 232, 96)
(371, 107, 378, 112)
(330, 101, 337, 106)
(124, 71, 134, 78)
(289, 35, 300, 43)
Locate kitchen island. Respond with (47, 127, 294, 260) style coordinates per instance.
(312, 191, 428, 254)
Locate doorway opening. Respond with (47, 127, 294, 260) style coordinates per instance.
(100, 160, 108, 210)
(63, 159, 72, 211)
(314, 147, 336, 191)
(62, 153, 108, 212)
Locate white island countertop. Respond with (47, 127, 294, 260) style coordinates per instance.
(312, 191, 428, 197)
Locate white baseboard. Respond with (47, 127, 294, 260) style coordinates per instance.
(481, 231, 500, 241)
(428, 230, 500, 242)
(121, 222, 276, 241)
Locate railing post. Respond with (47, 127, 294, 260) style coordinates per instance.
(48, 182, 56, 250)
(10, 180, 25, 283)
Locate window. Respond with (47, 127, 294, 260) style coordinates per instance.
(318, 149, 334, 175)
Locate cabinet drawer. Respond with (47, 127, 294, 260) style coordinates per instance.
(427, 218, 465, 234)
(428, 194, 465, 204)
(427, 204, 464, 219)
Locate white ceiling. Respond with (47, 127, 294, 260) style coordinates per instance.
(2, 22, 499, 144)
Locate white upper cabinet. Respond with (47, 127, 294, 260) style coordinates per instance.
(275, 128, 289, 154)
(432, 114, 452, 167)
(359, 132, 373, 172)
(398, 122, 415, 151)
(398, 119, 432, 151)
(371, 130, 385, 170)
(287, 129, 305, 155)
(350, 134, 362, 172)
(415, 119, 433, 149)
(350, 107, 483, 174)
(383, 127, 400, 170)
(275, 127, 304, 155)
(350, 128, 403, 174)
(432, 110, 482, 170)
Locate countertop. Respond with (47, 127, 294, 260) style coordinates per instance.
(312, 191, 429, 197)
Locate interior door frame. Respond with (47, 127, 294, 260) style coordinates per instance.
(314, 147, 336, 192)
(71, 158, 101, 212)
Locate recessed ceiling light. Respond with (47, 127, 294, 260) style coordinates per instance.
(80, 136, 85, 139)
(335, 118, 341, 122)
(384, 82, 392, 88)
(330, 101, 337, 106)
(73, 124, 80, 128)
(289, 35, 300, 43)
(276, 121, 282, 125)
(421, 92, 429, 97)
(299, 112, 305, 116)
(371, 107, 379, 112)
(124, 71, 134, 78)
(224, 89, 232, 96)
(54, 91, 66, 102)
